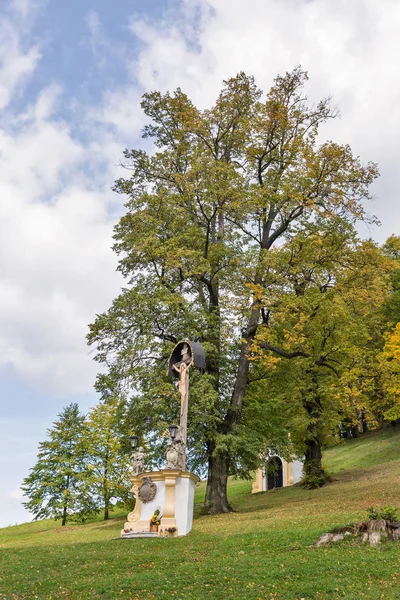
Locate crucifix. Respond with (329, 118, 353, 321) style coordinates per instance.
(168, 339, 205, 470)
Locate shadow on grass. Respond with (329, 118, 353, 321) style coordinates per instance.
(330, 460, 396, 484)
(89, 517, 126, 530)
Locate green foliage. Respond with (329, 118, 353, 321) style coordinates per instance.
(301, 470, 331, 490)
(367, 505, 398, 522)
(21, 404, 97, 525)
(83, 397, 134, 519)
(378, 322, 400, 424)
(251, 233, 391, 474)
(381, 235, 400, 325)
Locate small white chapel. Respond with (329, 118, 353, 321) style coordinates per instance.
(252, 455, 303, 494)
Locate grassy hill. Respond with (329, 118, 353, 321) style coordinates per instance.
(1, 427, 400, 600)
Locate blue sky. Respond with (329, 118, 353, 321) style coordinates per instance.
(1, 0, 400, 527)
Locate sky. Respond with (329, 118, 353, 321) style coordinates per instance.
(0, 0, 399, 527)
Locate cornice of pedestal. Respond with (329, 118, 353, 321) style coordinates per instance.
(130, 469, 200, 486)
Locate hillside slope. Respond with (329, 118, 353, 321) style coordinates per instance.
(1, 428, 400, 600)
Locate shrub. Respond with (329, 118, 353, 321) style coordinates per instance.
(367, 505, 398, 522)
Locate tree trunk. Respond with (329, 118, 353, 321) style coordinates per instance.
(302, 432, 328, 488)
(360, 411, 368, 433)
(202, 203, 265, 514)
(302, 373, 329, 488)
(62, 473, 70, 526)
(202, 302, 258, 513)
(62, 504, 67, 527)
(103, 456, 109, 520)
(203, 337, 253, 513)
(203, 451, 232, 514)
(303, 437, 326, 487)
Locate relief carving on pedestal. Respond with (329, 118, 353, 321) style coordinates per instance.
(138, 477, 157, 503)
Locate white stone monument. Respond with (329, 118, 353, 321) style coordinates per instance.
(121, 469, 199, 538)
(121, 339, 205, 538)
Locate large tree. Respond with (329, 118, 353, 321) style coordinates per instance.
(21, 404, 96, 525)
(88, 67, 378, 513)
(249, 231, 389, 486)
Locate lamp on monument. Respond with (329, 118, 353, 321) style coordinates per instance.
(169, 424, 179, 440)
(129, 434, 138, 450)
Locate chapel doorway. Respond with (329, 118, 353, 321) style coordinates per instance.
(266, 456, 283, 489)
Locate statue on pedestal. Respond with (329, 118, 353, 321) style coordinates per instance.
(130, 447, 145, 476)
(166, 426, 186, 471)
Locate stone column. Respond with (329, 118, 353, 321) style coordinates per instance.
(123, 476, 143, 533)
(251, 468, 265, 493)
(160, 471, 179, 531)
(287, 460, 294, 486)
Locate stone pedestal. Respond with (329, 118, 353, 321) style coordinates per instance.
(121, 469, 200, 538)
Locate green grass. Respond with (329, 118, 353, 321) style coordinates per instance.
(1, 428, 400, 600)
(324, 426, 400, 473)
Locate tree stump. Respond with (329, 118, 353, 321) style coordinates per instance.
(367, 519, 387, 534)
(366, 519, 388, 546)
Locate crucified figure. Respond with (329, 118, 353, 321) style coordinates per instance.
(171, 343, 192, 468)
(172, 343, 192, 372)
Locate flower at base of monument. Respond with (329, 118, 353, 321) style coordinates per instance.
(165, 527, 176, 533)
(150, 509, 161, 526)
(124, 529, 130, 533)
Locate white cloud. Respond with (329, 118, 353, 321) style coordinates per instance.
(0, 116, 121, 394)
(0, 11, 122, 396)
(91, 85, 145, 139)
(0, 9, 41, 110)
(27, 82, 62, 122)
(11, 0, 31, 18)
(10, 0, 47, 20)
